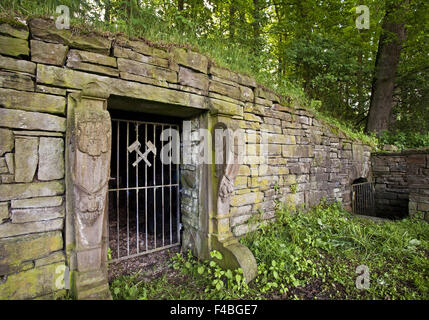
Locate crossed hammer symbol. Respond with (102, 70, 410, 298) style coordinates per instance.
(127, 140, 157, 167)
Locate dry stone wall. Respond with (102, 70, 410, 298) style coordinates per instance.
(372, 149, 429, 220)
(0, 18, 373, 299)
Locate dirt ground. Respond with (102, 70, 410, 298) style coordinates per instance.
(107, 246, 180, 283)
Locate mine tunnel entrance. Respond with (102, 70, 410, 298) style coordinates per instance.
(351, 178, 375, 216)
(107, 109, 182, 262)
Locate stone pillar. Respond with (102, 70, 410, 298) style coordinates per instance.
(209, 117, 257, 283)
(66, 82, 112, 299)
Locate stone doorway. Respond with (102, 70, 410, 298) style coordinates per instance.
(107, 111, 182, 262)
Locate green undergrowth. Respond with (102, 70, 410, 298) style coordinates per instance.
(110, 201, 429, 300)
(0, 0, 379, 148)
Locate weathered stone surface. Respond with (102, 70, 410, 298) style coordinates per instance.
(0, 55, 36, 74)
(14, 136, 38, 183)
(172, 48, 208, 74)
(66, 60, 119, 77)
(11, 196, 63, 209)
(36, 85, 66, 96)
(282, 145, 314, 158)
(113, 46, 168, 68)
(0, 23, 29, 40)
(0, 261, 65, 299)
(115, 36, 169, 59)
(37, 65, 208, 109)
(34, 251, 65, 267)
(0, 128, 14, 156)
(0, 202, 8, 221)
(0, 88, 65, 114)
(5, 153, 14, 174)
(0, 218, 63, 239)
(0, 231, 63, 268)
(209, 80, 240, 100)
(117, 58, 177, 83)
(0, 35, 29, 57)
(11, 206, 65, 223)
(38, 137, 64, 181)
(67, 49, 117, 67)
(0, 70, 34, 91)
(29, 18, 111, 55)
(178, 66, 209, 91)
(209, 65, 239, 82)
(209, 98, 243, 117)
(30, 40, 68, 66)
(0, 108, 66, 132)
(119, 71, 168, 87)
(12, 130, 64, 137)
(239, 85, 254, 102)
(0, 180, 64, 202)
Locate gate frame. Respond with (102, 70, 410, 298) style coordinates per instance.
(65, 82, 257, 299)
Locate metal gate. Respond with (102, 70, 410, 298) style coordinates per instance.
(108, 118, 180, 262)
(352, 182, 375, 216)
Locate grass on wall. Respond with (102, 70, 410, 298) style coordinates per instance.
(0, 0, 378, 147)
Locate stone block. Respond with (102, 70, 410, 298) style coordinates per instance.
(209, 80, 240, 100)
(209, 98, 243, 117)
(0, 55, 36, 74)
(0, 202, 8, 221)
(239, 85, 254, 102)
(117, 58, 177, 83)
(0, 88, 66, 114)
(0, 70, 34, 91)
(0, 108, 66, 132)
(115, 36, 169, 59)
(113, 46, 168, 68)
(37, 65, 208, 110)
(0, 35, 28, 57)
(14, 136, 38, 183)
(30, 40, 68, 66)
(0, 180, 64, 202)
(244, 113, 262, 123)
(29, 18, 111, 55)
(282, 145, 314, 158)
(68, 49, 117, 67)
(172, 48, 208, 74)
(0, 218, 63, 238)
(38, 137, 64, 181)
(11, 206, 65, 223)
(66, 60, 119, 77)
(11, 196, 63, 209)
(0, 231, 63, 269)
(0, 261, 65, 299)
(36, 85, 66, 96)
(178, 66, 209, 91)
(0, 128, 14, 156)
(34, 251, 65, 267)
(0, 23, 29, 40)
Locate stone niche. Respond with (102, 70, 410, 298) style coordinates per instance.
(0, 17, 374, 300)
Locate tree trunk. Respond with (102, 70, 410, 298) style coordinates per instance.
(366, 9, 406, 135)
(229, 2, 236, 40)
(178, 0, 184, 11)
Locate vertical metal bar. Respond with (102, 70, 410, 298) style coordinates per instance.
(126, 122, 130, 256)
(116, 121, 120, 259)
(153, 124, 157, 249)
(169, 126, 173, 245)
(161, 124, 165, 247)
(145, 124, 148, 252)
(176, 124, 180, 244)
(136, 124, 139, 253)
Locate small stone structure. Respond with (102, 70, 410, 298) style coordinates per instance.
(0, 18, 373, 299)
(372, 149, 429, 220)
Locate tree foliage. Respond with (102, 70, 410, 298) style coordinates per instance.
(2, 0, 427, 147)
